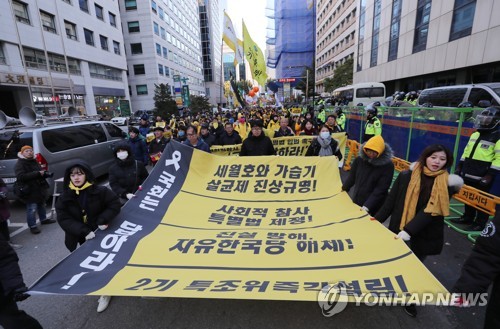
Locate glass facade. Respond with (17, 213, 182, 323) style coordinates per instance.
(413, 0, 432, 53)
(388, 0, 402, 61)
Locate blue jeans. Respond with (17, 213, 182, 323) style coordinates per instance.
(26, 203, 46, 228)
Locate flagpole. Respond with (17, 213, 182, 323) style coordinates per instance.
(220, 38, 224, 109)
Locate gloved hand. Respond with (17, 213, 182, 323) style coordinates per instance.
(12, 287, 30, 302)
(126, 193, 135, 200)
(361, 206, 369, 213)
(85, 231, 95, 240)
(98, 225, 108, 231)
(480, 175, 493, 187)
(0, 191, 7, 199)
(395, 231, 411, 241)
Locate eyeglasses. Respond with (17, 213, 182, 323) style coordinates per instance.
(186, 133, 195, 136)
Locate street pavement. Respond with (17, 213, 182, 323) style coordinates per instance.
(4, 172, 488, 329)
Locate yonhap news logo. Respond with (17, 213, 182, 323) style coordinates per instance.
(317, 283, 488, 316)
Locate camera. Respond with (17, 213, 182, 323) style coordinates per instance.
(43, 171, 54, 178)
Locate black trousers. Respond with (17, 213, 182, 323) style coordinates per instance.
(0, 298, 43, 329)
(0, 220, 9, 241)
(463, 179, 492, 226)
(484, 276, 500, 329)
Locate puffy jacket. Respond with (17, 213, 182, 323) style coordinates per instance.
(305, 137, 343, 160)
(342, 143, 394, 215)
(216, 131, 242, 146)
(240, 134, 276, 156)
(109, 157, 148, 199)
(14, 154, 49, 203)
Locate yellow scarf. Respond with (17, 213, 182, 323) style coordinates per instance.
(69, 181, 92, 195)
(400, 162, 449, 230)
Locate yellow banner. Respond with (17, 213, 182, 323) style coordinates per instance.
(242, 20, 268, 86)
(30, 142, 447, 302)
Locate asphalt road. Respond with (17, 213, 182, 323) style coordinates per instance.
(4, 172, 488, 329)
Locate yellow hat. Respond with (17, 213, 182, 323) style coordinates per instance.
(363, 135, 385, 157)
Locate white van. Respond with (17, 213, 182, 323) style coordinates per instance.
(332, 82, 386, 106)
(417, 83, 500, 108)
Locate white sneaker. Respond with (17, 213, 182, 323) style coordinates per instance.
(97, 295, 111, 313)
(9, 242, 23, 250)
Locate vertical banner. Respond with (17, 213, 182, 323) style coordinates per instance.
(242, 20, 268, 86)
(173, 75, 183, 109)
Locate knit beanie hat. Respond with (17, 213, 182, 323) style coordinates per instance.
(363, 135, 385, 157)
(20, 145, 33, 153)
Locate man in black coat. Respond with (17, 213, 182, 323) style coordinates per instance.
(273, 117, 295, 137)
(0, 235, 42, 329)
(216, 122, 242, 146)
(14, 145, 56, 234)
(148, 126, 170, 165)
(199, 123, 216, 147)
(453, 206, 500, 329)
(240, 120, 276, 156)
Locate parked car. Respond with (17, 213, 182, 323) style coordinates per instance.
(0, 121, 127, 200)
(417, 83, 500, 108)
(111, 116, 129, 126)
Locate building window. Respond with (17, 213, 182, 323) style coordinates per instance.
(133, 64, 145, 75)
(151, 0, 157, 14)
(48, 52, 66, 72)
(113, 41, 120, 54)
(130, 43, 142, 54)
(370, 0, 382, 67)
(67, 57, 81, 75)
(40, 11, 57, 33)
(95, 4, 104, 21)
(13, 0, 30, 24)
(450, 0, 476, 41)
(83, 28, 94, 46)
(100, 35, 108, 51)
(0, 44, 6, 64)
(413, 0, 432, 53)
(125, 0, 137, 10)
(356, 0, 367, 72)
(64, 20, 77, 40)
(388, 0, 402, 61)
(127, 21, 140, 33)
(62, 0, 71, 4)
(162, 47, 168, 58)
(136, 85, 148, 95)
(79, 0, 89, 13)
(164, 66, 170, 77)
(160, 27, 166, 39)
(89, 62, 122, 80)
(23, 47, 47, 70)
(153, 22, 159, 35)
(156, 43, 161, 55)
(158, 64, 163, 75)
(109, 12, 117, 27)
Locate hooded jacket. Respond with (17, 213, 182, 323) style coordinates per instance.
(342, 137, 394, 215)
(109, 144, 149, 199)
(56, 162, 121, 252)
(14, 152, 49, 203)
(375, 164, 464, 256)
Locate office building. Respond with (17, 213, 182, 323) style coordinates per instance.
(0, 0, 129, 118)
(354, 0, 500, 93)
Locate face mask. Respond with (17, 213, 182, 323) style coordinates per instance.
(178, 131, 185, 137)
(320, 131, 330, 139)
(117, 151, 128, 160)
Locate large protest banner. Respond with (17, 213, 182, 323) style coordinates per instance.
(30, 141, 447, 302)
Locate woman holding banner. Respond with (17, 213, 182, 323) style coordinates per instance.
(374, 144, 464, 317)
(56, 162, 121, 313)
(305, 126, 343, 160)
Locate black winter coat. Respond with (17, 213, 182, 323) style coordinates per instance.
(342, 144, 394, 215)
(109, 158, 149, 199)
(14, 155, 49, 203)
(375, 169, 463, 256)
(148, 137, 170, 155)
(200, 133, 216, 147)
(216, 131, 242, 146)
(274, 128, 294, 137)
(0, 236, 25, 302)
(305, 138, 343, 160)
(56, 185, 121, 252)
(239, 133, 276, 156)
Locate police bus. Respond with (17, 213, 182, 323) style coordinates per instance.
(332, 82, 386, 106)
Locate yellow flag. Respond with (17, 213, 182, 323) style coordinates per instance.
(242, 20, 268, 86)
(222, 11, 243, 65)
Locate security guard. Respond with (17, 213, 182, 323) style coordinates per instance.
(335, 107, 346, 131)
(452, 107, 500, 231)
(363, 106, 382, 142)
(317, 105, 326, 125)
